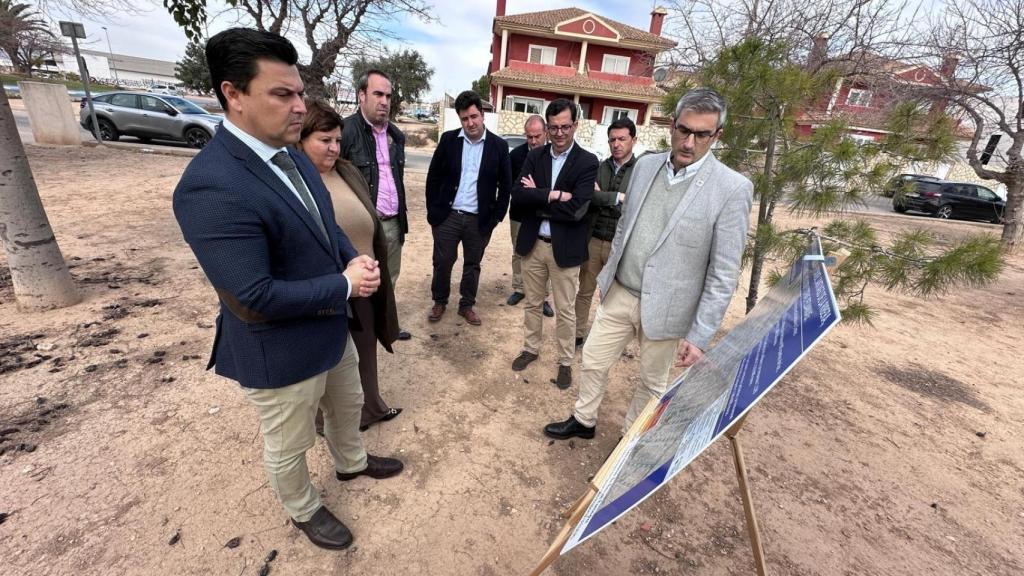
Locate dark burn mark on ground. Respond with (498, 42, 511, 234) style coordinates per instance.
(877, 362, 990, 412)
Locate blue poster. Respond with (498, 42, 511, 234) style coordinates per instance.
(562, 236, 841, 552)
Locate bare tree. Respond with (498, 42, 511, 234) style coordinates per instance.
(165, 0, 435, 98)
(909, 0, 1024, 251)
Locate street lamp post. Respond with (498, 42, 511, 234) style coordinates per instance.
(101, 26, 119, 86)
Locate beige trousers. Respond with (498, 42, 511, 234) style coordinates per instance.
(380, 218, 403, 287)
(243, 334, 367, 522)
(573, 281, 679, 432)
(522, 241, 580, 366)
(574, 236, 613, 339)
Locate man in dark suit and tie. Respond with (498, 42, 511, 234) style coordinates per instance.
(425, 90, 512, 326)
(173, 28, 402, 551)
(510, 98, 599, 389)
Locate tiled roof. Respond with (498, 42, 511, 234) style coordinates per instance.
(796, 109, 975, 139)
(491, 65, 666, 100)
(496, 8, 676, 49)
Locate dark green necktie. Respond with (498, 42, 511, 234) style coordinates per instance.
(270, 151, 329, 242)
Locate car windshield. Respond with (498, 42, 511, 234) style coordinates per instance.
(162, 96, 208, 115)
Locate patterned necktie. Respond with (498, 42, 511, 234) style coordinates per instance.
(270, 151, 329, 242)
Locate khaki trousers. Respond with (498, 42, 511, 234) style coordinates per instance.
(574, 236, 613, 339)
(243, 334, 367, 522)
(522, 241, 580, 366)
(573, 281, 678, 432)
(380, 218, 403, 287)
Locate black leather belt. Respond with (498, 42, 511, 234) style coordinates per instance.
(452, 209, 477, 216)
(378, 213, 398, 221)
(538, 235, 552, 243)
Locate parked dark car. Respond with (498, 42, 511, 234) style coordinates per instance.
(79, 91, 222, 148)
(882, 173, 940, 197)
(501, 134, 526, 149)
(892, 179, 1005, 223)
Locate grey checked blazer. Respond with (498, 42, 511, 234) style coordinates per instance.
(596, 151, 753, 349)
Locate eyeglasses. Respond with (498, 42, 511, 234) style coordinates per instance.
(673, 123, 718, 143)
(547, 123, 575, 134)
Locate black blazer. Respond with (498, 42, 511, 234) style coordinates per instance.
(508, 142, 530, 222)
(512, 143, 599, 268)
(425, 129, 512, 235)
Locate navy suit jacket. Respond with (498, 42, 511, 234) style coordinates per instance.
(173, 127, 358, 389)
(425, 129, 511, 235)
(511, 143, 599, 268)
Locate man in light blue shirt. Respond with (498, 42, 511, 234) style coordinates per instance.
(424, 90, 512, 326)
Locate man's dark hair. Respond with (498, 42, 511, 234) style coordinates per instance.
(545, 98, 578, 123)
(356, 68, 392, 94)
(454, 90, 483, 115)
(206, 28, 299, 109)
(608, 117, 636, 138)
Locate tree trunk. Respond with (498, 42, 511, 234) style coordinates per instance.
(745, 122, 778, 313)
(1001, 178, 1022, 252)
(0, 87, 80, 310)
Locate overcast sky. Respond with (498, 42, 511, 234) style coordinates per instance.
(53, 0, 665, 100)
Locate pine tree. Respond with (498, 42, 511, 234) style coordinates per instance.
(175, 40, 211, 94)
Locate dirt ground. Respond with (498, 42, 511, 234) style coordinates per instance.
(1, 143, 1021, 576)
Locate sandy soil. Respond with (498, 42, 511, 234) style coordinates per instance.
(0, 144, 1021, 576)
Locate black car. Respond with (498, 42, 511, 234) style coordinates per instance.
(893, 179, 1005, 223)
(882, 173, 940, 197)
(501, 134, 526, 149)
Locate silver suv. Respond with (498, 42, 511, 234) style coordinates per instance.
(80, 91, 222, 148)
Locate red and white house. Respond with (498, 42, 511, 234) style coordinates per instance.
(487, 3, 676, 126)
(796, 39, 976, 143)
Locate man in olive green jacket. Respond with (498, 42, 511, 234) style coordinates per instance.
(574, 117, 639, 347)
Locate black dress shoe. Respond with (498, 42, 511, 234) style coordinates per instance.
(360, 407, 402, 432)
(511, 351, 539, 371)
(292, 506, 353, 550)
(336, 454, 404, 481)
(544, 415, 595, 440)
(397, 329, 412, 341)
(554, 365, 572, 389)
(507, 292, 525, 305)
(542, 301, 555, 317)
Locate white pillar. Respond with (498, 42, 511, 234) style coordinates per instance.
(496, 84, 504, 110)
(578, 41, 588, 74)
(500, 29, 509, 69)
(644, 104, 653, 126)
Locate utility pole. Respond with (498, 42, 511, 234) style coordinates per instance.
(60, 21, 101, 142)
(101, 26, 120, 86)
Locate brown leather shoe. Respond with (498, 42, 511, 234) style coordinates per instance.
(292, 506, 353, 550)
(458, 307, 482, 325)
(511, 351, 539, 371)
(336, 454, 404, 481)
(554, 365, 572, 389)
(428, 303, 446, 322)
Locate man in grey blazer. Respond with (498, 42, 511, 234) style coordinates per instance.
(544, 88, 753, 440)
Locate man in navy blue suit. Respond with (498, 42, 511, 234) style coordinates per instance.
(173, 28, 402, 551)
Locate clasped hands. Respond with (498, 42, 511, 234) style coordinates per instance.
(343, 255, 381, 298)
(520, 174, 573, 203)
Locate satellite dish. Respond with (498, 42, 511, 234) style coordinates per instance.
(653, 68, 668, 82)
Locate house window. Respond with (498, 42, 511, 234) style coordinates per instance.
(505, 95, 545, 114)
(846, 88, 872, 107)
(601, 106, 638, 125)
(527, 45, 556, 66)
(601, 54, 630, 75)
(848, 134, 875, 145)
